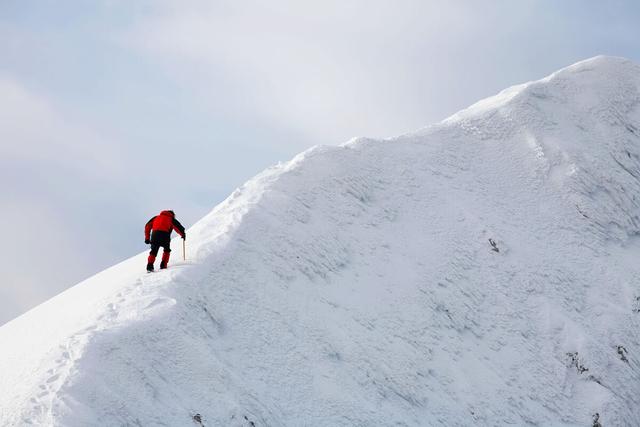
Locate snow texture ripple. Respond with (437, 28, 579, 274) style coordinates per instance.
(2, 56, 640, 426)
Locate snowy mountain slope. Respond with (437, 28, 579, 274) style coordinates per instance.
(2, 56, 640, 426)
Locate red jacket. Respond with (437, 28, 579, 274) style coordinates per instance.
(145, 210, 185, 240)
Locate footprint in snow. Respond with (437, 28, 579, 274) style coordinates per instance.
(46, 373, 60, 383)
(145, 297, 176, 310)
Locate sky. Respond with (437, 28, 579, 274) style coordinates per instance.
(1, 0, 639, 326)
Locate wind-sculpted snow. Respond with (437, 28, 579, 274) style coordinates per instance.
(2, 56, 640, 426)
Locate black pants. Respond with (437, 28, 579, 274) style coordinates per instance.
(150, 230, 171, 256)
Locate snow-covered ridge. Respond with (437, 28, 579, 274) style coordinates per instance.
(440, 55, 640, 241)
(2, 56, 640, 426)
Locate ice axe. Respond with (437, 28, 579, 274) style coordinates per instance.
(182, 238, 186, 261)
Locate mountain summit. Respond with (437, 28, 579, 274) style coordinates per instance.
(2, 56, 640, 426)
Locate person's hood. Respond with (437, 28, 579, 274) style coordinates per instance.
(159, 210, 175, 217)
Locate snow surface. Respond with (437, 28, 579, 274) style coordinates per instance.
(3, 56, 640, 426)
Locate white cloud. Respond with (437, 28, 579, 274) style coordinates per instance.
(0, 77, 129, 325)
(121, 1, 482, 144)
(0, 78, 123, 177)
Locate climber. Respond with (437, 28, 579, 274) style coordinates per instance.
(144, 210, 186, 272)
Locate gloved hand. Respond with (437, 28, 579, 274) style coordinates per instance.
(182, 234, 186, 241)
(145, 239, 150, 244)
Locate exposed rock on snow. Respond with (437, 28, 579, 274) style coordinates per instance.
(2, 56, 640, 426)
